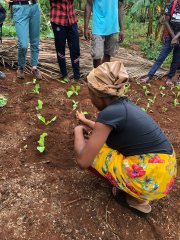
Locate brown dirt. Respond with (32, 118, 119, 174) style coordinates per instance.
(0, 68, 179, 240)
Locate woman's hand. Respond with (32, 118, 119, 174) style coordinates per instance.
(5, 0, 13, 3)
(76, 111, 87, 123)
(171, 36, 179, 46)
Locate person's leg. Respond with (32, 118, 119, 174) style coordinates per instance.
(141, 36, 172, 83)
(103, 33, 118, 63)
(66, 23, 80, 80)
(29, 3, 41, 79)
(12, 5, 30, 77)
(91, 35, 104, 68)
(166, 45, 180, 85)
(51, 22, 67, 78)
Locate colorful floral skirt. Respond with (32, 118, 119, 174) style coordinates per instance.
(91, 144, 177, 201)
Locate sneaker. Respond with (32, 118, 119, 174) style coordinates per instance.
(32, 68, 42, 80)
(17, 68, 25, 79)
(0, 71, 6, 80)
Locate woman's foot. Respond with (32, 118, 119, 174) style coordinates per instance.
(166, 79, 173, 86)
(141, 76, 150, 84)
(126, 194, 151, 213)
(112, 187, 151, 213)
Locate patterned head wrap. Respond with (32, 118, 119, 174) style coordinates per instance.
(87, 61, 129, 97)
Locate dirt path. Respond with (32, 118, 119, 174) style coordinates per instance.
(0, 62, 179, 239)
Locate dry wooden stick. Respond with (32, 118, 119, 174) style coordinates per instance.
(63, 197, 91, 207)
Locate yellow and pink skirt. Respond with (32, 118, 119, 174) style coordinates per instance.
(91, 144, 177, 201)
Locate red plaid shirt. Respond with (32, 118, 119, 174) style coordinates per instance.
(50, 0, 78, 26)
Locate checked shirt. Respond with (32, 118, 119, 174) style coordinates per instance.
(50, 0, 78, 26)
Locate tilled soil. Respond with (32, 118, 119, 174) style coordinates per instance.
(0, 68, 179, 240)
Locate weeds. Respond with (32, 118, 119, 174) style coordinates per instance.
(37, 132, 48, 153)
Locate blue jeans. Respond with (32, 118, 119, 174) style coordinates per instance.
(12, 4, 41, 68)
(148, 36, 180, 79)
(51, 22, 80, 80)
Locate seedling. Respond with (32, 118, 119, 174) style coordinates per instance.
(60, 77, 69, 84)
(37, 132, 48, 153)
(142, 85, 150, 96)
(72, 100, 79, 110)
(82, 111, 88, 116)
(159, 85, 166, 97)
(124, 83, 131, 94)
(135, 98, 141, 104)
(36, 100, 43, 110)
(32, 84, 40, 94)
(0, 95, 7, 107)
(161, 107, 168, 113)
(33, 79, 37, 84)
(148, 96, 156, 105)
(141, 96, 156, 112)
(172, 91, 180, 107)
(67, 85, 80, 98)
(37, 114, 57, 125)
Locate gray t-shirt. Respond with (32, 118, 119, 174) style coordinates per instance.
(96, 97, 173, 156)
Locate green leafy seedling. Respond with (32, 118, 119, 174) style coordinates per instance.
(36, 100, 43, 110)
(159, 85, 166, 97)
(142, 85, 150, 96)
(60, 77, 69, 84)
(0, 95, 7, 107)
(32, 84, 40, 94)
(37, 114, 57, 125)
(72, 100, 79, 110)
(161, 107, 168, 113)
(124, 83, 131, 94)
(37, 132, 48, 153)
(33, 79, 37, 84)
(67, 85, 80, 98)
(82, 111, 89, 116)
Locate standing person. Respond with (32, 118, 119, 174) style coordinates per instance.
(142, 0, 180, 85)
(50, 0, 80, 81)
(0, 3, 6, 80)
(6, 0, 42, 80)
(171, 32, 180, 83)
(74, 61, 177, 213)
(84, 0, 124, 68)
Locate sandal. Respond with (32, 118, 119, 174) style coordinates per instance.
(140, 76, 150, 84)
(126, 195, 151, 214)
(165, 79, 173, 86)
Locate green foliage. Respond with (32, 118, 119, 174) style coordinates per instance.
(67, 85, 80, 98)
(37, 114, 57, 125)
(0, 95, 7, 107)
(72, 100, 79, 110)
(36, 100, 43, 110)
(32, 84, 40, 94)
(37, 132, 48, 153)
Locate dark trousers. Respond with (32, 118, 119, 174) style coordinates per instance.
(51, 22, 80, 80)
(148, 36, 180, 79)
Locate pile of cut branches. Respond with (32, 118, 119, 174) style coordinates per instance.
(0, 38, 167, 81)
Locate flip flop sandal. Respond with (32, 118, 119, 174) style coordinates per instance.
(126, 199, 152, 214)
(165, 80, 173, 86)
